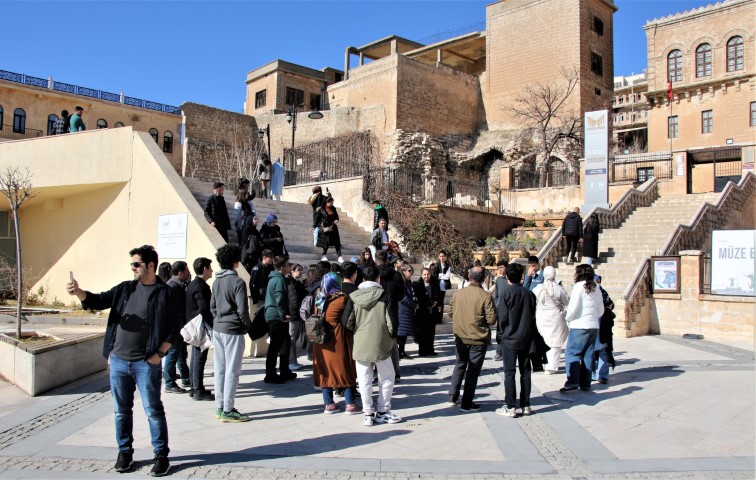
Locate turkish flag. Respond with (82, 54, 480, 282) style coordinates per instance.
(667, 81, 673, 100)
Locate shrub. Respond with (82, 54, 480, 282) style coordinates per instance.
(481, 249, 495, 266)
(523, 220, 537, 227)
(543, 220, 555, 227)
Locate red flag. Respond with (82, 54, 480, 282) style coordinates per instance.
(667, 81, 673, 100)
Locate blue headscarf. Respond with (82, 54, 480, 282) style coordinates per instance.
(265, 213, 277, 225)
(315, 272, 343, 311)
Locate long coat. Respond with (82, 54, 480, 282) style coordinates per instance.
(312, 294, 357, 388)
(582, 221, 600, 258)
(314, 206, 341, 249)
(397, 280, 417, 337)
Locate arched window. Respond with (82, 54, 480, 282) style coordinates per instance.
(696, 43, 711, 77)
(96, 119, 107, 129)
(47, 114, 59, 135)
(727, 36, 744, 72)
(149, 128, 158, 143)
(13, 108, 26, 134)
(162, 131, 173, 153)
(667, 50, 682, 83)
(0, 105, 3, 130)
(114, 122, 124, 128)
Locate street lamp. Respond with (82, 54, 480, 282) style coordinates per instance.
(257, 124, 271, 159)
(286, 103, 323, 167)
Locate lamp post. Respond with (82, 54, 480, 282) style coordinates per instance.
(257, 124, 270, 159)
(286, 103, 323, 168)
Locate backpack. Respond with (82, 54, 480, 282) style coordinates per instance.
(303, 290, 332, 345)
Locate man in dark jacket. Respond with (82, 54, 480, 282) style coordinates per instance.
(186, 257, 214, 401)
(374, 250, 402, 381)
(250, 250, 274, 305)
(492, 258, 509, 362)
(163, 261, 191, 393)
(204, 181, 231, 242)
(286, 264, 307, 370)
(372, 199, 389, 230)
(562, 207, 583, 263)
(495, 263, 537, 418)
(264, 255, 295, 384)
(67, 245, 178, 477)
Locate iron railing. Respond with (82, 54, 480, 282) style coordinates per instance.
(283, 131, 373, 186)
(366, 166, 489, 208)
(0, 69, 181, 115)
(416, 21, 486, 45)
(0, 124, 43, 140)
(513, 166, 578, 190)
(610, 152, 673, 183)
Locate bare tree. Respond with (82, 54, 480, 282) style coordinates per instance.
(0, 167, 35, 339)
(508, 67, 583, 186)
(211, 124, 265, 187)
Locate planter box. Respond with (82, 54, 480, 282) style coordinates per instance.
(0, 330, 107, 396)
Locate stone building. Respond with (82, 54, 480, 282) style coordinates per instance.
(612, 73, 649, 152)
(643, 0, 754, 155)
(0, 70, 183, 173)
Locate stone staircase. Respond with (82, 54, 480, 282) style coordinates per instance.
(549, 192, 721, 334)
(182, 177, 373, 267)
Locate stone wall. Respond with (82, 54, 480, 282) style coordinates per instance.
(650, 250, 754, 342)
(420, 204, 523, 241)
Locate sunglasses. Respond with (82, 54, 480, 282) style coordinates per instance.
(130, 261, 144, 268)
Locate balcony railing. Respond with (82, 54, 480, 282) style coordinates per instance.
(0, 69, 181, 115)
(0, 124, 43, 141)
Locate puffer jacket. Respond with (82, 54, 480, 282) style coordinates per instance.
(565, 280, 604, 329)
(346, 282, 394, 362)
(562, 212, 583, 237)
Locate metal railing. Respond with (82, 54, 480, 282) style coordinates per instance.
(416, 21, 486, 45)
(514, 167, 577, 189)
(283, 131, 373, 186)
(366, 166, 489, 208)
(610, 152, 673, 183)
(0, 69, 181, 115)
(0, 124, 43, 140)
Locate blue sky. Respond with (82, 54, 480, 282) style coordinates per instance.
(4, 0, 711, 112)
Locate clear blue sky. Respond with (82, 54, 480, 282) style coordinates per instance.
(4, 0, 711, 112)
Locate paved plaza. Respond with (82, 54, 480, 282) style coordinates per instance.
(0, 321, 753, 479)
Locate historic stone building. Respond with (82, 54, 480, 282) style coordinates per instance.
(0, 70, 183, 172)
(612, 73, 649, 152)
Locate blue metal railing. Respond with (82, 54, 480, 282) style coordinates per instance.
(0, 69, 181, 116)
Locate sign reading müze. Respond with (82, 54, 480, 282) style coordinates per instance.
(583, 110, 609, 212)
(710, 229, 755, 297)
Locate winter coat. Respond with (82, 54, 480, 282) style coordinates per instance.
(210, 269, 252, 335)
(347, 283, 394, 362)
(259, 223, 285, 256)
(312, 294, 357, 388)
(287, 276, 307, 322)
(314, 206, 341, 248)
(373, 205, 389, 230)
(582, 218, 600, 258)
(249, 261, 274, 304)
(397, 280, 417, 337)
(497, 283, 537, 351)
(412, 279, 434, 326)
(203, 194, 231, 231)
(186, 277, 213, 328)
(264, 270, 289, 322)
(562, 212, 583, 237)
(532, 282, 569, 347)
(241, 227, 261, 273)
(565, 281, 604, 329)
(378, 263, 404, 333)
(449, 283, 496, 346)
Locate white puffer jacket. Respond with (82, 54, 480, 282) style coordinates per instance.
(565, 281, 604, 329)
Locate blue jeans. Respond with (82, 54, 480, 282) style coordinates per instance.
(322, 387, 355, 406)
(564, 328, 598, 390)
(592, 337, 609, 381)
(109, 354, 169, 455)
(163, 340, 189, 388)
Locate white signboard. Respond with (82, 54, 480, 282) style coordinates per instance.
(583, 110, 610, 212)
(711, 229, 755, 296)
(676, 153, 685, 176)
(157, 213, 188, 259)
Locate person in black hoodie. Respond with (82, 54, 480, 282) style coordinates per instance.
(562, 207, 583, 263)
(374, 250, 403, 381)
(495, 263, 537, 418)
(372, 199, 389, 230)
(241, 214, 261, 273)
(286, 263, 307, 371)
(204, 182, 231, 243)
(186, 257, 214, 400)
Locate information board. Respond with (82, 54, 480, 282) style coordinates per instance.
(157, 212, 188, 260)
(583, 110, 609, 212)
(711, 229, 755, 296)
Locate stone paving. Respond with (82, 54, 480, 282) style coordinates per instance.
(0, 328, 753, 479)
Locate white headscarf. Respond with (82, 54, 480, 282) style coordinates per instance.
(539, 266, 557, 301)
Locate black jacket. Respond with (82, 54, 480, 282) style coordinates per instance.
(373, 205, 389, 230)
(378, 263, 404, 335)
(497, 283, 537, 351)
(562, 212, 583, 237)
(259, 223, 285, 256)
(186, 277, 212, 328)
(287, 276, 307, 320)
(241, 227, 261, 272)
(204, 194, 231, 231)
(250, 261, 274, 303)
(83, 279, 180, 359)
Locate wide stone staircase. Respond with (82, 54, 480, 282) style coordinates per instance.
(182, 178, 373, 267)
(550, 192, 720, 335)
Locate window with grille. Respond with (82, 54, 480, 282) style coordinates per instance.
(163, 131, 173, 153)
(727, 36, 744, 72)
(637, 167, 654, 183)
(255, 89, 266, 109)
(47, 114, 58, 135)
(591, 52, 603, 76)
(309, 94, 321, 111)
(285, 87, 304, 106)
(591, 15, 604, 36)
(13, 108, 25, 134)
(667, 50, 682, 83)
(668, 116, 678, 138)
(696, 44, 712, 78)
(701, 110, 713, 134)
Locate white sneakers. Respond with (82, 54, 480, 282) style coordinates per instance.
(374, 410, 402, 424)
(320, 256, 328, 261)
(337, 256, 344, 263)
(495, 406, 517, 417)
(364, 414, 374, 427)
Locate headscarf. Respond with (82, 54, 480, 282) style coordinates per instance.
(265, 213, 277, 225)
(315, 272, 343, 311)
(538, 266, 557, 303)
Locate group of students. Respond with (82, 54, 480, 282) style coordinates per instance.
(49, 106, 87, 135)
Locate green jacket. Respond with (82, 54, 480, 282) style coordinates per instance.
(347, 283, 394, 362)
(449, 283, 497, 345)
(264, 270, 288, 322)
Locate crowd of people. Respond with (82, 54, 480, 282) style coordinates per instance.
(65, 187, 615, 476)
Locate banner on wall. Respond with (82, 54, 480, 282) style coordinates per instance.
(583, 110, 610, 212)
(157, 213, 188, 260)
(710, 229, 755, 297)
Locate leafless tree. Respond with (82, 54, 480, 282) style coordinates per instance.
(211, 124, 265, 187)
(0, 167, 36, 338)
(508, 67, 584, 186)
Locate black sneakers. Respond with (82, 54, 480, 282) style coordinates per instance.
(114, 452, 133, 473)
(150, 453, 170, 477)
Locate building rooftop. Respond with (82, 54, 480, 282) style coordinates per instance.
(644, 0, 750, 26)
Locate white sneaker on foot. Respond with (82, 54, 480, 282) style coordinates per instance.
(320, 256, 328, 261)
(521, 406, 533, 415)
(374, 410, 402, 424)
(495, 406, 517, 417)
(363, 413, 374, 427)
(337, 256, 344, 263)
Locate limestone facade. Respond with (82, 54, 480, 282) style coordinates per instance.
(612, 73, 649, 152)
(643, 0, 755, 152)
